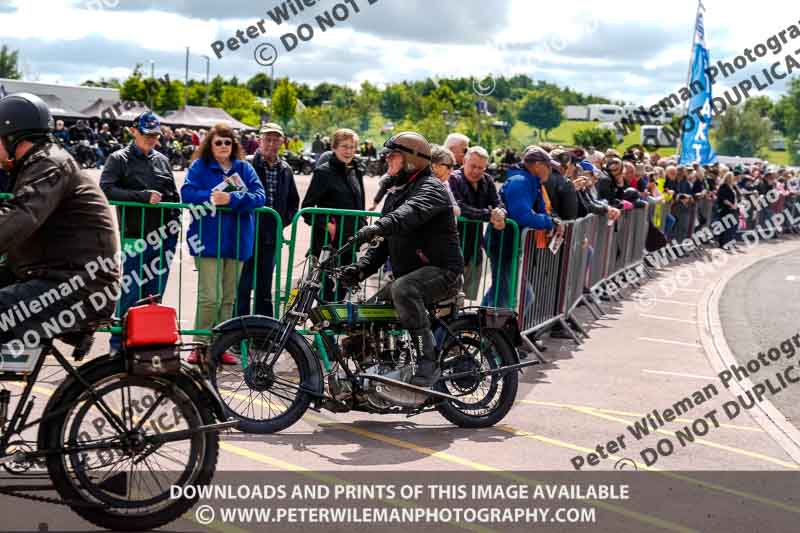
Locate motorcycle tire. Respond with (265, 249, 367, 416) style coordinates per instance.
(39, 356, 219, 532)
(435, 318, 519, 428)
(209, 328, 314, 434)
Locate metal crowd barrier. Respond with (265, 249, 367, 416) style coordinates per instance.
(111, 201, 285, 338)
(282, 207, 521, 315)
(515, 207, 655, 345)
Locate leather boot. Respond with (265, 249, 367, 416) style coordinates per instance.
(410, 329, 440, 388)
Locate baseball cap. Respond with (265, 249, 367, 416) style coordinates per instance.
(579, 160, 598, 175)
(259, 122, 284, 137)
(134, 111, 161, 136)
(522, 146, 560, 169)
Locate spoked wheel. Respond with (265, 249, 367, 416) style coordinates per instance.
(39, 357, 218, 532)
(209, 328, 314, 434)
(435, 318, 519, 428)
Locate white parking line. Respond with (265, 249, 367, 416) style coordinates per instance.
(638, 337, 701, 348)
(651, 300, 697, 307)
(639, 314, 697, 324)
(787, 276, 798, 282)
(642, 369, 718, 380)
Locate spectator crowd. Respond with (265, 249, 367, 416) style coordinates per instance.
(11, 109, 797, 360)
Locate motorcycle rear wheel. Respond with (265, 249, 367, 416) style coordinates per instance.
(435, 318, 519, 428)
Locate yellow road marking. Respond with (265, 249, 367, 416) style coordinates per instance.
(572, 407, 799, 470)
(219, 389, 696, 533)
(518, 399, 763, 432)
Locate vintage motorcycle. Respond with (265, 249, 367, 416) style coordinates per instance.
(206, 239, 536, 434)
(0, 300, 237, 531)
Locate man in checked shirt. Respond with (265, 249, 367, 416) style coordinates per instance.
(236, 123, 299, 317)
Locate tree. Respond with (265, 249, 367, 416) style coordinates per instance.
(772, 78, 800, 140)
(744, 96, 774, 118)
(271, 78, 298, 126)
(246, 73, 273, 97)
(715, 106, 771, 157)
(221, 86, 259, 125)
(573, 128, 616, 151)
(381, 84, 412, 121)
(208, 75, 225, 106)
(518, 92, 563, 139)
(396, 112, 449, 146)
(159, 80, 184, 114)
(119, 66, 148, 103)
(0, 45, 20, 79)
(771, 96, 796, 136)
(354, 81, 380, 132)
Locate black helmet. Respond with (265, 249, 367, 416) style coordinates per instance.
(0, 93, 53, 138)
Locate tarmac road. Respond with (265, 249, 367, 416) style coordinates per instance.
(719, 243, 800, 428)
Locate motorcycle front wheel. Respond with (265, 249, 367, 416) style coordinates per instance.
(435, 318, 519, 428)
(209, 328, 314, 434)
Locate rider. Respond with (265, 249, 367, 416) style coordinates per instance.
(340, 132, 464, 387)
(0, 93, 120, 347)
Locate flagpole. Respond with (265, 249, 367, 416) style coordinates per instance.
(676, 0, 705, 159)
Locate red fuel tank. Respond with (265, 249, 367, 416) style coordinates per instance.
(125, 303, 179, 348)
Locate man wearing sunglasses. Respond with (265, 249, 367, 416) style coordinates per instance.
(100, 111, 180, 353)
(340, 132, 464, 388)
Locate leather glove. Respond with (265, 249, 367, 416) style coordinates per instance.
(339, 265, 363, 288)
(355, 224, 382, 246)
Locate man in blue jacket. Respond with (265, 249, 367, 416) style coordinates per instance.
(485, 145, 561, 321)
(237, 123, 299, 317)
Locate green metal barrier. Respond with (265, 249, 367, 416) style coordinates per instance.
(1, 194, 521, 343)
(110, 200, 284, 338)
(283, 207, 521, 313)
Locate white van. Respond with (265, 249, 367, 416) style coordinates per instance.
(641, 125, 678, 148)
(623, 105, 675, 126)
(588, 104, 624, 122)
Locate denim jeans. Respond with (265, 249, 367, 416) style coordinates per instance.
(109, 233, 178, 351)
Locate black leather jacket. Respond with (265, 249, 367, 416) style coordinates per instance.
(100, 143, 180, 238)
(0, 141, 120, 287)
(358, 169, 465, 279)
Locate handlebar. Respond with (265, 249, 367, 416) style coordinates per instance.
(318, 236, 383, 272)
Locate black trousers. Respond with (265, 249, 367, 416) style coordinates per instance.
(371, 266, 461, 331)
(237, 245, 278, 318)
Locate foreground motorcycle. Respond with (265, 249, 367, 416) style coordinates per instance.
(207, 239, 535, 434)
(0, 299, 236, 531)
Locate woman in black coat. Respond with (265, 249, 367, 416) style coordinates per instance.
(716, 171, 740, 249)
(301, 128, 365, 301)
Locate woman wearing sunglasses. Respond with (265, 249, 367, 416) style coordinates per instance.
(181, 123, 266, 363)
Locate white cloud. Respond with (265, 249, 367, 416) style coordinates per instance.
(1, 0, 797, 105)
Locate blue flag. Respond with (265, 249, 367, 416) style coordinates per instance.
(679, 8, 717, 165)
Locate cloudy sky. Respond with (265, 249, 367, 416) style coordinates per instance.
(0, 0, 797, 105)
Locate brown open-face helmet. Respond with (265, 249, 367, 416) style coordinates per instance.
(381, 131, 432, 173)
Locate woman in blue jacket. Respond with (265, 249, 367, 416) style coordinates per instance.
(181, 124, 265, 363)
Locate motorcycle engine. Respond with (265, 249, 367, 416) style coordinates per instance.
(363, 364, 429, 409)
(335, 328, 427, 409)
